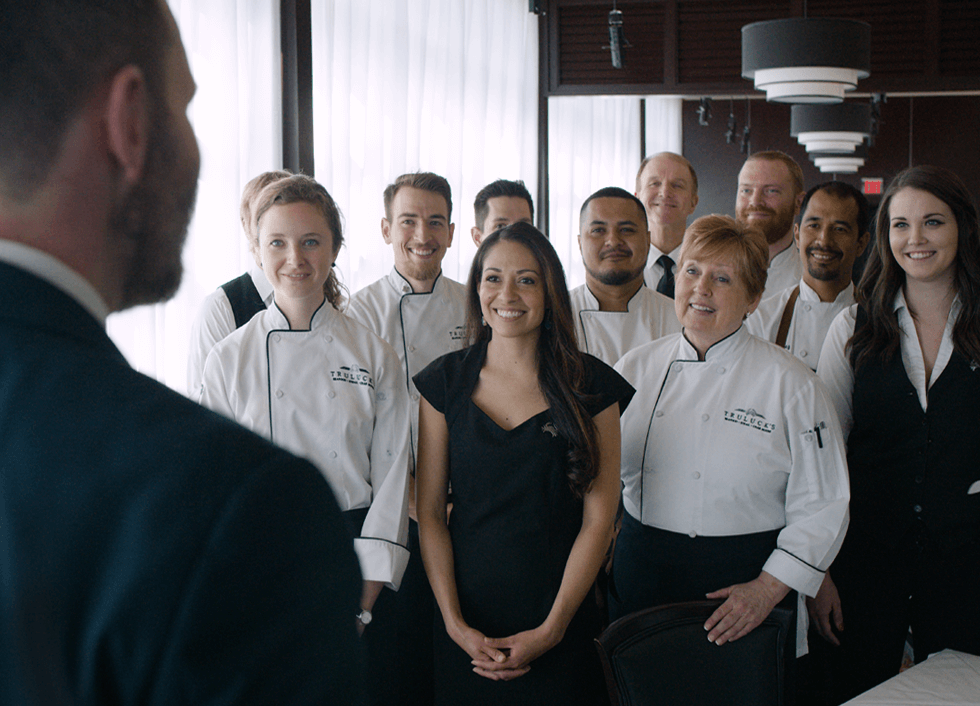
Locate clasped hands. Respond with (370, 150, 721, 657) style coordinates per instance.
(450, 622, 562, 681)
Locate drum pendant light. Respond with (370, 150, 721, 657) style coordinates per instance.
(810, 143, 869, 174)
(742, 18, 871, 103)
(791, 102, 872, 154)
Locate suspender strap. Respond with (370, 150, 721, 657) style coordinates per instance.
(219, 273, 267, 329)
(775, 285, 800, 349)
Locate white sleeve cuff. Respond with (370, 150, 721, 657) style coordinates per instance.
(762, 549, 824, 598)
(353, 537, 410, 591)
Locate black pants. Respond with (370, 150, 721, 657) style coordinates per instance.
(609, 512, 786, 621)
(344, 513, 435, 706)
(810, 526, 980, 705)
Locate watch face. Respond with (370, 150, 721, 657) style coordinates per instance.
(358, 610, 372, 625)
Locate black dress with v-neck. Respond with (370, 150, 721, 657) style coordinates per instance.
(414, 340, 634, 705)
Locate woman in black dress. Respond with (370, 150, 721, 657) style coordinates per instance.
(414, 222, 633, 705)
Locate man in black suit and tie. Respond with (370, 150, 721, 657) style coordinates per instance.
(0, 1, 364, 703)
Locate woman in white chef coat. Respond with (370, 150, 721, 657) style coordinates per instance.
(200, 175, 411, 651)
(611, 215, 849, 654)
(813, 166, 980, 703)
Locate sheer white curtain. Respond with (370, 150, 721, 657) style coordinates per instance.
(548, 95, 683, 289)
(311, 0, 538, 293)
(107, 0, 282, 396)
(644, 95, 684, 156)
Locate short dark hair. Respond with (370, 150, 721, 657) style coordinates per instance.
(798, 181, 870, 236)
(473, 179, 534, 230)
(0, 0, 170, 201)
(579, 187, 647, 227)
(383, 172, 453, 223)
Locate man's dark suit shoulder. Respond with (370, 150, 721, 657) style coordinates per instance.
(0, 264, 365, 704)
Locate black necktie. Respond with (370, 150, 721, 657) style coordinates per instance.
(656, 255, 675, 298)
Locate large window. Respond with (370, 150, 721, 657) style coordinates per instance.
(106, 2, 681, 394)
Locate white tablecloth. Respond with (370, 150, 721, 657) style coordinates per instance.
(843, 649, 980, 705)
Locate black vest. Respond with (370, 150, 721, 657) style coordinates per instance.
(219, 273, 266, 329)
(848, 307, 980, 551)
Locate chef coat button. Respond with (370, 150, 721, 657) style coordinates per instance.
(402, 285, 410, 293)
(412, 393, 419, 401)
(913, 504, 922, 513)
(701, 413, 709, 422)
(275, 389, 283, 398)
(803, 304, 812, 312)
(800, 350, 808, 358)
(655, 410, 664, 418)
(377, 392, 386, 401)
(717, 367, 725, 374)
(915, 475, 924, 484)
(693, 471, 701, 480)
(325, 335, 333, 343)
(689, 531, 697, 538)
(329, 451, 338, 459)
(273, 334, 281, 343)
(328, 391, 336, 399)
(409, 345, 416, 352)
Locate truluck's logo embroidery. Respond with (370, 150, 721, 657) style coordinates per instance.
(541, 422, 558, 437)
(723, 407, 776, 434)
(330, 364, 375, 388)
(449, 325, 468, 341)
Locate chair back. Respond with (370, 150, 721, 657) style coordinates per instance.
(595, 600, 794, 706)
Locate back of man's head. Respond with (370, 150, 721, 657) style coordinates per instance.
(0, 0, 170, 202)
(383, 172, 453, 222)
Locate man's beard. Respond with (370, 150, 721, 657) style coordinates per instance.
(586, 264, 643, 287)
(401, 259, 442, 285)
(741, 205, 796, 245)
(109, 105, 199, 311)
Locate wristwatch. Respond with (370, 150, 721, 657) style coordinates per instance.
(356, 609, 373, 626)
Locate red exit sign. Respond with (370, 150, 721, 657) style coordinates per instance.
(862, 178, 884, 195)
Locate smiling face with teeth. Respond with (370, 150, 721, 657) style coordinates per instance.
(795, 188, 870, 300)
(888, 187, 959, 288)
(673, 215, 767, 358)
(382, 186, 455, 292)
(478, 239, 546, 344)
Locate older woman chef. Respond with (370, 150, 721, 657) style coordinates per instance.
(611, 215, 849, 654)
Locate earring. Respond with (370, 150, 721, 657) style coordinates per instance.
(481, 316, 487, 327)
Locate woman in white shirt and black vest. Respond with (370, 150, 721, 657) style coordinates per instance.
(815, 165, 980, 704)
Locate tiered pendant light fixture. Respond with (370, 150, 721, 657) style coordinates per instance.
(741, 18, 871, 104)
(810, 143, 869, 174)
(791, 102, 872, 154)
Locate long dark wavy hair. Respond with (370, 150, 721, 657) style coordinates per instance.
(850, 165, 980, 371)
(466, 223, 600, 497)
